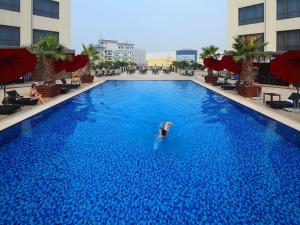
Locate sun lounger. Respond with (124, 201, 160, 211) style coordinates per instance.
(212, 78, 228, 86)
(3, 90, 38, 106)
(61, 79, 80, 89)
(0, 104, 21, 115)
(220, 80, 237, 90)
(266, 93, 300, 109)
(221, 84, 236, 90)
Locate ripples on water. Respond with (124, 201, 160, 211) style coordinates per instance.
(0, 81, 299, 224)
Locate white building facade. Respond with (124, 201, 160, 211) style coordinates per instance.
(228, 0, 300, 52)
(133, 48, 146, 66)
(97, 39, 135, 63)
(0, 0, 71, 48)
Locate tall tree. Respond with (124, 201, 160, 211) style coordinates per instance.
(31, 36, 66, 85)
(81, 44, 99, 75)
(229, 37, 268, 85)
(200, 45, 220, 76)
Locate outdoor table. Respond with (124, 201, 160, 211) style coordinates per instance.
(263, 92, 281, 103)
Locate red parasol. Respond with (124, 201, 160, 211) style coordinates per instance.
(203, 57, 224, 71)
(54, 53, 75, 73)
(221, 55, 242, 74)
(65, 55, 89, 72)
(270, 50, 300, 85)
(0, 48, 37, 97)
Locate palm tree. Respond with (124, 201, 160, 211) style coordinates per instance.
(229, 36, 268, 86)
(30, 36, 66, 85)
(81, 44, 99, 75)
(200, 45, 220, 76)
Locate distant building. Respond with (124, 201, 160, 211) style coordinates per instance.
(176, 50, 198, 63)
(133, 48, 146, 66)
(0, 0, 71, 48)
(228, 0, 300, 51)
(97, 39, 134, 62)
(146, 51, 176, 67)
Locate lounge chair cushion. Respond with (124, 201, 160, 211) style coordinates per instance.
(221, 85, 236, 90)
(5, 90, 38, 105)
(0, 104, 21, 115)
(266, 101, 294, 109)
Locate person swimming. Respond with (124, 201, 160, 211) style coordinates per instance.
(160, 122, 173, 137)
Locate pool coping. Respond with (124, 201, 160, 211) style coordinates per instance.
(192, 80, 300, 132)
(0, 80, 105, 132)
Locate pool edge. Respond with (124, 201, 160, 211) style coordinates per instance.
(0, 80, 106, 132)
(192, 80, 300, 132)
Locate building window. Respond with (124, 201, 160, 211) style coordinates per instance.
(0, 0, 20, 12)
(239, 4, 264, 26)
(33, 29, 59, 43)
(33, 0, 59, 19)
(277, 29, 300, 51)
(277, 0, 300, 20)
(0, 25, 20, 46)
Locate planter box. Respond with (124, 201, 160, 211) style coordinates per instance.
(237, 85, 262, 98)
(205, 76, 218, 84)
(81, 75, 94, 83)
(36, 85, 61, 98)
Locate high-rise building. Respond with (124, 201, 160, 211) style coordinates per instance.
(228, 0, 300, 52)
(133, 48, 146, 66)
(97, 39, 134, 62)
(0, 0, 71, 48)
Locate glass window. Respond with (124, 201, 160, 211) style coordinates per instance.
(0, 25, 20, 47)
(277, 0, 300, 20)
(277, 29, 300, 51)
(239, 4, 264, 26)
(0, 0, 20, 12)
(33, 29, 59, 43)
(33, 0, 59, 19)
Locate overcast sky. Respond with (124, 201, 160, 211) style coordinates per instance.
(72, 0, 227, 53)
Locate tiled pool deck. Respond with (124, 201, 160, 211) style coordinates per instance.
(0, 71, 299, 132)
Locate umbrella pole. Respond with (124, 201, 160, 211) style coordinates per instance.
(297, 86, 300, 109)
(3, 83, 6, 98)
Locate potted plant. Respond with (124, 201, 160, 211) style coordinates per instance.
(229, 37, 268, 97)
(81, 44, 99, 83)
(30, 36, 67, 97)
(200, 45, 220, 83)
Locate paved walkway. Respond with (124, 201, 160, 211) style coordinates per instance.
(0, 71, 299, 132)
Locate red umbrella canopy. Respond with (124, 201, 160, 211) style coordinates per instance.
(0, 48, 37, 82)
(65, 55, 89, 72)
(221, 55, 242, 74)
(54, 53, 75, 73)
(203, 57, 224, 71)
(270, 50, 300, 84)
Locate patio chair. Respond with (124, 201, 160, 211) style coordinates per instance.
(221, 81, 237, 90)
(57, 84, 71, 94)
(3, 90, 38, 106)
(0, 104, 21, 115)
(266, 93, 299, 109)
(212, 78, 228, 86)
(61, 78, 80, 89)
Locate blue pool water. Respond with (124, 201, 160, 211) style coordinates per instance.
(0, 81, 300, 224)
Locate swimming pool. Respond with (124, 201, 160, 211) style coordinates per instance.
(0, 81, 299, 224)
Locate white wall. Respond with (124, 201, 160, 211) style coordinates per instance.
(0, 0, 71, 47)
(227, 0, 300, 51)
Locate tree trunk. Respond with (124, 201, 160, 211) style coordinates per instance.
(84, 61, 91, 76)
(44, 58, 56, 85)
(240, 59, 254, 86)
(208, 68, 213, 76)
